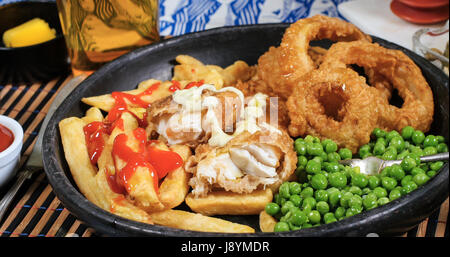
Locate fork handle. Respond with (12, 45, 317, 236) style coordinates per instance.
(0, 170, 32, 223)
(420, 152, 449, 163)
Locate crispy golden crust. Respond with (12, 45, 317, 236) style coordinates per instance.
(320, 41, 434, 132)
(287, 68, 379, 153)
(257, 15, 371, 98)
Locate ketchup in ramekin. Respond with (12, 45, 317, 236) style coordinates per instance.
(0, 124, 14, 152)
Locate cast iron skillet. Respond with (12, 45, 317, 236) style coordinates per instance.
(42, 24, 449, 237)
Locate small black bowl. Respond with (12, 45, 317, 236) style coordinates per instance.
(0, 1, 69, 85)
(43, 24, 449, 237)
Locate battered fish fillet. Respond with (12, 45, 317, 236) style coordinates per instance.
(257, 14, 371, 98)
(186, 128, 297, 197)
(320, 41, 434, 132)
(287, 68, 380, 153)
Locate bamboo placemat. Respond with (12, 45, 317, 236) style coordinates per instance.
(0, 74, 448, 237)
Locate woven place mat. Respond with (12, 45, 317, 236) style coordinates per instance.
(0, 74, 448, 237)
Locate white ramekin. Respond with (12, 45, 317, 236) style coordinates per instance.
(0, 115, 23, 188)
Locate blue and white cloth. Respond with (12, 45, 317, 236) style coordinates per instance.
(1, 0, 349, 36)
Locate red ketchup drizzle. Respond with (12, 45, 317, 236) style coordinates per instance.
(146, 146, 183, 179)
(168, 80, 181, 92)
(0, 124, 14, 152)
(83, 121, 106, 165)
(184, 80, 204, 89)
(106, 82, 160, 125)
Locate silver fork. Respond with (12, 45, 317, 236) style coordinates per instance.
(340, 152, 449, 176)
(0, 75, 86, 222)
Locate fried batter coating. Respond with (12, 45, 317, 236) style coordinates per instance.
(320, 41, 434, 132)
(287, 68, 379, 153)
(257, 15, 371, 98)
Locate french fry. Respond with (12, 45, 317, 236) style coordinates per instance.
(81, 80, 176, 112)
(185, 188, 273, 216)
(59, 117, 102, 205)
(149, 209, 255, 233)
(173, 55, 224, 89)
(112, 128, 165, 213)
(81, 107, 104, 124)
(60, 115, 153, 224)
(259, 211, 277, 232)
(158, 144, 192, 209)
(220, 60, 253, 86)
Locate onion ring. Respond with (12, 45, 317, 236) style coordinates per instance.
(320, 41, 434, 132)
(257, 15, 371, 98)
(286, 68, 379, 153)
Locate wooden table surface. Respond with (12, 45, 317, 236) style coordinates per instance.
(0, 74, 448, 237)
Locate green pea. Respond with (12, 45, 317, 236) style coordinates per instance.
(359, 144, 372, 157)
(409, 146, 424, 157)
(372, 128, 387, 139)
(311, 174, 328, 190)
(437, 143, 448, 153)
(289, 182, 302, 195)
(324, 141, 338, 154)
(307, 142, 324, 156)
(412, 130, 425, 145)
(281, 201, 295, 215)
(382, 150, 397, 160)
(346, 206, 363, 217)
(401, 126, 415, 140)
(377, 197, 390, 206)
(380, 166, 391, 177)
(340, 192, 353, 208)
(436, 135, 445, 143)
(389, 164, 405, 181)
(386, 130, 401, 142)
(274, 222, 290, 232)
(306, 159, 321, 174)
(316, 201, 330, 215)
(300, 187, 314, 199)
(297, 155, 308, 168)
(427, 170, 437, 177)
(349, 186, 363, 196)
(326, 187, 340, 195)
(329, 191, 342, 207)
(376, 137, 388, 147)
(289, 194, 302, 207)
(389, 136, 405, 152)
(406, 153, 421, 166)
(400, 175, 413, 187)
(389, 189, 402, 201)
(265, 203, 280, 216)
(411, 167, 426, 177)
(279, 182, 291, 199)
(373, 143, 386, 155)
(373, 187, 388, 198)
(401, 156, 417, 172)
(362, 193, 378, 210)
(328, 172, 347, 189)
(403, 181, 418, 194)
(335, 207, 346, 220)
(308, 210, 321, 224)
(304, 135, 315, 144)
(339, 148, 353, 160)
(413, 173, 430, 186)
(348, 195, 363, 208)
(315, 189, 329, 202)
(362, 187, 372, 195)
(351, 173, 369, 188)
(381, 177, 397, 191)
(325, 162, 340, 173)
(289, 210, 308, 226)
(327, 152, 341, 163)
(302, 197, 317, 210)
(323, 213, 337, 224)
(302, 223, 313, 229)
(361, 152, 373, 159)
(423, 135, 438, 147)
(430, 161, 444, 171)
(368, 176, 381, 189)
(295, 140, 307, 155)
(397, 150, 410, 160)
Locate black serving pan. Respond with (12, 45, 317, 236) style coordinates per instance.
(42, 24, 449, 237)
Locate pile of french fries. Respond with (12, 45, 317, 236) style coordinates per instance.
(60, 56, 282, 233)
